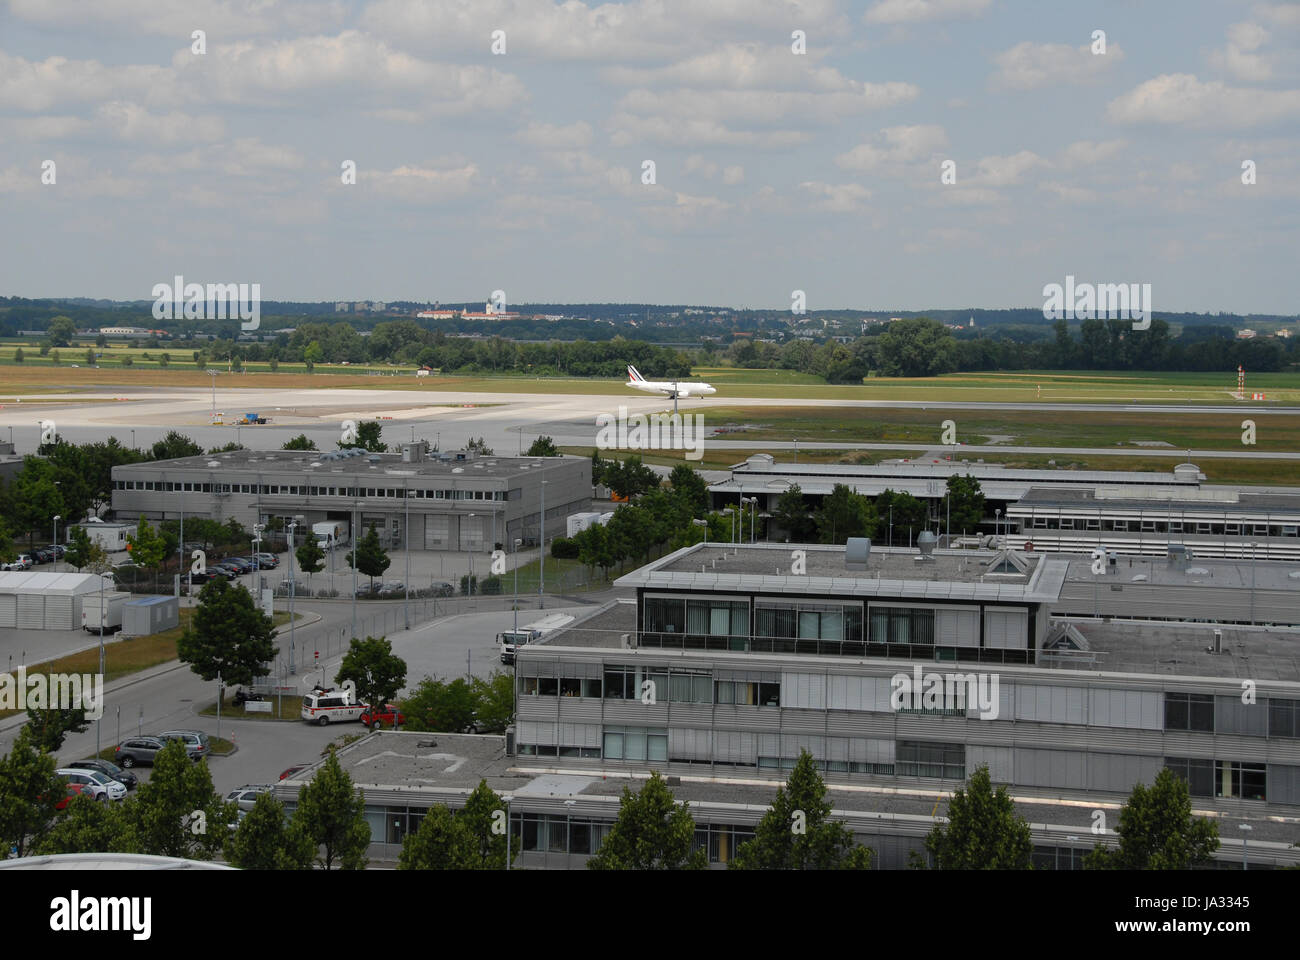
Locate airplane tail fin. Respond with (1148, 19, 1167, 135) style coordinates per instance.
(628, 365, 644, 382)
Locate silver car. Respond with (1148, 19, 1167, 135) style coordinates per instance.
(157, 729, 211, 760)
(225, 784, 275, 812)
(56, 768, 128, 802)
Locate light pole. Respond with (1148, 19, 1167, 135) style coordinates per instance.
(512, 537, 522, 633)
(95, 563, 105, 755)
(1239, 822, 1252, 870)
(742, 497, 757, 544)
(131, 429, 135, 451)
(693, 517, 708, 546)
(403, 480, 410, 631)
(466, 512, 476, 598)
(252, 523, 263, 597)
(52, 515, 60, 571)
(287, 517, 302, 674)
(351, 500, 365, 641)
(995, 508, 1002, 548)
(1249, 542, 1257, 625)
(538, 477, 548, 609)
(793, 438, 798, 463)
(207, 369, 217, 420)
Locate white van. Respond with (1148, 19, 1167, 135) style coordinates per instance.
(300, 687, 365, 726)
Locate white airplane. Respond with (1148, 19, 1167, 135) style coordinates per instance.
(625, 364, 716, 411)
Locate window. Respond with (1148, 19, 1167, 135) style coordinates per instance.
(669, 671, 712, 704)
(715, 680, 779, 706)
(603, 726, 667, 762)
(1215, 761, 1266, 801)
(1269, 699, 1300, 738)
(1165, 692, 1214, 732)
(559, 678, 582, 698)
(538, 677, 557, 697)
(1165, 757, 1214, 797)
(896, 740, 964, 779)
(520, 676, 539, 696)
(869, 607, 935, 645)
(603, 665, 668, 701)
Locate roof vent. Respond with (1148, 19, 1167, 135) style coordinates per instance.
(917, 530, 937, 558)
(845, 538, 870, 570)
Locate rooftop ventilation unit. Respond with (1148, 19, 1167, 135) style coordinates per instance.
(1166, 544, 1189, 571)
(845, 538, 870, 570)
(916, 530, 937, 560)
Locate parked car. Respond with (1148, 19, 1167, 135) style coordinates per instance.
(429, 581, 455, 598)
(376, 581, 406, 597)
(1, 554, 34, 571)
(33, 548, 54, 564)
(55, 782, 93, 810)
(278, 763, 311, 781)
(157, 729, 211, 760)
(209, 563, 240, 580)
(222, 558, 254, 574)
(253, 553, 279, 568)
(48, 544, 67, 559)
(56, 768, 128, 802)
(232, 688, 264, 706)
(225, 784, 275, 812)
(187, 570, 219, 586)
(359, 704, 406, 730)
(65, 758, 138, 791)
(113, 736, 168, 768)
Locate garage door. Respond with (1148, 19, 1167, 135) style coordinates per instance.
(16, 594, 44, 629)
(0, 595, 15, 628)
(45, 596, 75, 630)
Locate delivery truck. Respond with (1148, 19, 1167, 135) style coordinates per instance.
(82, 591, 131, 633)
(498, 614, 575, 664)
(312, 521, 349, 549)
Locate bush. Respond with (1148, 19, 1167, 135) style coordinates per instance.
(478, 575, 503, 595)
(551, 537, 579, 560)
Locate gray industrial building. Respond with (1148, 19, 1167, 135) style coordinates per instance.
(711, 453, 1300, 560)
(285, 541, 1300, 869)
(109, 443, 590, 551)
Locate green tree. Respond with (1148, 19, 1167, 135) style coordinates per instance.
(668, 463, 709, 517)
(151, 430, 203, 460)
(303, 340, 324, 369)
(122, 740, 233, 860)
(296, 534, 325, 590)
(282, 434, 318, 451)
(874, 489, 927, 546)
(587, 772, 707, 870)
(126, 515, 166, 586)
(589, 448, 607, 486)
(293, 750, 370, 870)
(336, 636, 408, 722)
(774, 483, 815, 542)
(346, 526, 390, 590)
(468, 672, 514, 734)
(12, 456, 66, 549)
(121, 355, 133, 367)
(460, 779, 515, 869)
(176, 578, 277, 704)
(400, 676, 478, 733)
(398, 805, 476, 870)
(224, 792, 314, 869)
(814, 483, 874, 544)
(339, 421, 387, 452)
(877, 317, 957, 377)
(525, 436, 560, 457)
(84, 347, 96, 366)
(23, 708, 91, 753)
(95, 333, 107, 348)
(63, 524, 105, 572)
(941, 474, 985, 536)
(34, 792, 135, 855)
(465, 436, 493, 456)
(922, 765, 1032, 869)
(1084, 768, 1220, 870)
(0, 729, 64, 858)
(207, 442, 243, 454)
(604, 455, 660, 500)
(12, 346, 23, 363)
(47, 315, 76, 347)
(730, 751, 873, 870)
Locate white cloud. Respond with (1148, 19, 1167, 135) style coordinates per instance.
(835, 124, 949, 175)
(865, 0, 991, 25)
(972, 150, 1045, 187)
(990, 41, 1125, 91)
(798, 181, 871, 213)
(1055, 140, 1127, 169)
(685, 155, 719, 178)
(0, 52, 175, 111)
(722, 165, 745, 185)
(1107, 74, 1300, 128)
(94, 102, 225, 144)
(1253, 2, 1300, 27)
(605, 45, 868, 93)
(1038, 181, 1096, 204)
(364, 163, 481, 203)
(515, 121, 594, 150)
(5, 0, 346, 37)
(640, 191, 732, 231)
(608, 113, 811, 149)
(1209, 22, 1274, 82)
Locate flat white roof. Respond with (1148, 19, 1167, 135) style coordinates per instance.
(0, 571, 113, 595)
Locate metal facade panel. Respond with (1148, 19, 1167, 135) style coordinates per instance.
(1013, 684, 1088, 724)
(1216, 696, 1268, 736)
(781, 734, 826, 757)
(781, 672, 826, 709)
(1016, 747, 1086, 789)
(715, 730, 756, 764)
(968, 745, 1014, 782)
(1088, 752, 1159, 793)
(938, 607, 981, 646)
(1267, 765, 1300, 806)
(1089, 689, 1161, 730)
(983, 607, 1027, 649)
(669, 727, 712, 760)
(0, 594, 15, 627)
(44, 595, 74, 630)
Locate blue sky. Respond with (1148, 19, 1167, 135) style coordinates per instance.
(1, 0, 1297, 313)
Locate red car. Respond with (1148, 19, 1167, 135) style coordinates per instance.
(54, 783, 96, 810)
(359, 704, 405, 730)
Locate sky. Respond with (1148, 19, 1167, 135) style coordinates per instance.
(0, 0, 1298, 313)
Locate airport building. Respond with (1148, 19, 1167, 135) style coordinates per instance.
(285, 540, 1300, 869)
(711, 454, 1300, 560)
(109, 443, 590, 551)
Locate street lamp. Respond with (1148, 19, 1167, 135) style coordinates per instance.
(403, 480, 410, 631)
(1239, 822, 1252, 870)
(742, 497, 757, 544)
(52, 515, 60, 571)
(287, 516, 302, 674)
(466, 512, 476, 597)
(351, 500, 365, 641)
(692, 517, 708, 546)
(538, 477, 548, 609)
(995, 508, 1002, 548)
(513, 537, 522, 634)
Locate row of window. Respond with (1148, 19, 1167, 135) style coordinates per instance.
(1166, 758, 1268, 801)
(636, 632, 1034, 665)
(506, 814, 758, 862)
(114, 479, 508, 500)
(1027, 516, 1299, 537)
(1165, 693, 1300, 738)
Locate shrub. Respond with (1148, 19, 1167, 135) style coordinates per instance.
(551, 537, 579, 560)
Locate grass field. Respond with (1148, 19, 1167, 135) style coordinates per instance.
(2, 346, 1297, 404)
(0, 610, 295, 720)
(699, 405, 1300, 452)
(560, 445, 918, 471)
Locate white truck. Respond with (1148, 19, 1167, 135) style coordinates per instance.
(498, 613, 575, 665)
(82, 591, 130, 633)
(312, 521, 349, 550)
